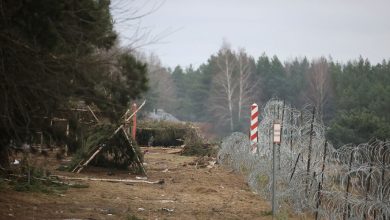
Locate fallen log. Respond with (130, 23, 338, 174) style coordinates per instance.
(167, 148, 184, 154)
(52, 175, 164, 185)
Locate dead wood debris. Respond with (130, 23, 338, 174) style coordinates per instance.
(183, 156, 217, 169)
(166, 148, 184, 154)
(52, 175, 164, 185)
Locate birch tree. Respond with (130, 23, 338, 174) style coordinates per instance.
(237, 49, 257, 124)
(306, 58, 332, 119)
(144, 54, 177, 113)
(209, 43, 238, 132)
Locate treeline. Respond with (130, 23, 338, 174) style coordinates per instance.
(145, 43, 390, 147)
(1, 0, 388, 164)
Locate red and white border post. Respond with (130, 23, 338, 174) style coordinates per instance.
(250, 103, 259, 153)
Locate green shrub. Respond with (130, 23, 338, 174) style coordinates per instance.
(136, 121, 191, 146)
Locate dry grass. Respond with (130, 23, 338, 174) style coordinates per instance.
(0, 147, 307, 219)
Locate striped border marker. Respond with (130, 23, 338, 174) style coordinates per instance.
(250, 103, 259, 153)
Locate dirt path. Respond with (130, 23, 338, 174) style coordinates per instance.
(0, 147, 303, 220)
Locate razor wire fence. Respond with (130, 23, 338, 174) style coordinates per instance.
(218, 99, 390, 219)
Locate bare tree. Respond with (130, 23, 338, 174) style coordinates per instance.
(110, 0, 177, 51)
(144, 53, 177, 112)
(209, 42, 238, 132)
(306, 57, 331, 119)
(237, 48, 257, 123)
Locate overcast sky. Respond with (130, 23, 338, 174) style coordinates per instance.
(112, 0, 390, 68)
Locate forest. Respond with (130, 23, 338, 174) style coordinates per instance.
(143, 43, 390, 147)
(0, 0, 389, 164)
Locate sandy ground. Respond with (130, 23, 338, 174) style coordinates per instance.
(0, 147, 307, 220)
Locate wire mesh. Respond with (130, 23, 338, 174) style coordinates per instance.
(218, 99, 390, 219)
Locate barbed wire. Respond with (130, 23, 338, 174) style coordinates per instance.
(218, 99, 389, 219)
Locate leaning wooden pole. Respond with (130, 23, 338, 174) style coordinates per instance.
(87, 105, 100, 123)
(125, 100, 146, 123)
(76, 146, 103, 173)
(289, 153, 301, 183)
(306, 106, 316, 196)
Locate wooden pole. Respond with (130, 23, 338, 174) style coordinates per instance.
(272, 141, 277, 217)
(299, 111, 304, 163)
(278, 100, 285, 170)
(132, 103, 137, 140)
(381, 144, 386, 220)
(281, 100, 285, 139)
(290, 110, 293, 153)
(306, 106, 316, 196)
(363, 148, 374, 219)
(315, 140, 328, 220)
(276, 101, 280, 172)
(125, 100, 146, 122)
(289, 153, 301, 183)
(40, 132, 43, 149)
(65, 121, 69, 157)
(87, 105, 100, 123)
(343, 149, 354, 220)
(36, 131, 43, 153)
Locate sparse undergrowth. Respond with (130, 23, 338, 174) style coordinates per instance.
(127, 214, 142, 220)
(7, 172, 89, 194)
(2, 158, 89, 194)
(11, 178, 68, 193)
